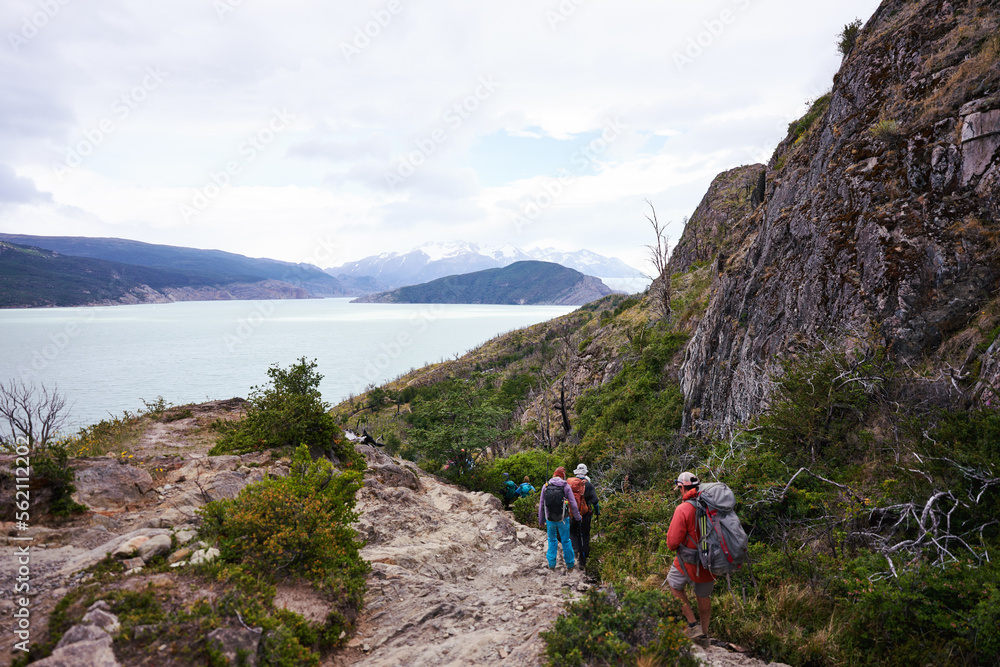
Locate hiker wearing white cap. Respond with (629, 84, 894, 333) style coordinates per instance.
(567, 463, 599, 568)
(666, 471, 716, 639)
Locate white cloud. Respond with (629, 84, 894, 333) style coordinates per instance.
(0, 0, 883, 266)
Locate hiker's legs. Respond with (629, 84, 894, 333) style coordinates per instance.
(556, 518, 575, 567)
(667, 563, 696, 624)
(669, 585, 696, 624)
(579, 513, 592, 564)
(569, 519, 583, 564)
(696, 595, 711, 636)
(545, 520, 559, 568)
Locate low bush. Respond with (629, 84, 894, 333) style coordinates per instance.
(210, 358, 361, 468)
(838, 18, 862, 57)
(31, 441, 86, 517)
(199, 444, 369, 640)
(541, 587, 698, 667)
(588, 487, 679, 585)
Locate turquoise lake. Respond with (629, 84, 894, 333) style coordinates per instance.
(0, 298, 574, 429)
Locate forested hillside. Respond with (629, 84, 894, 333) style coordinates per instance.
(352, 260, 615, 306)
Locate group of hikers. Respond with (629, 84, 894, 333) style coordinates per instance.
(503, 465, 734, 640)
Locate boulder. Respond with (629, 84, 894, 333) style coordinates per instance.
(73, 462, 155, 509)
(174, 529, 197, 545)
(138, 534, 173, 562)
(960, 106, 1000, 185)
(55, 624, 110, 650)
(190, 547, 220, 565)
(112, 535, 149, 559)
(56, 529, 172, 577)
(207, 627, 262, 667)
(371, 463, 421, 491)
(31, 637, 120, 667)
(81, 608, 121, 635)
(167, 548, 192, 564)
(122, 557, 145, 571)
(202, 471, 248, 501)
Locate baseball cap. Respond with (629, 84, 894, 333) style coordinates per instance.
(676, 472, 699, 487)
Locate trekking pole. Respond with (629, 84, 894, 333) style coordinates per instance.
(746, 552, 759, 595)
(726, 573, 743, 612)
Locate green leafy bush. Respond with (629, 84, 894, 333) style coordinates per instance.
(838, 19, 862, 57)
(541, 587, 697, 667)
(199, 444, 369, 639)
(757, 347, 889, 466)
(843, 560, 1000, 665)
(210, 358, 359, 468)
(788, 94, 832, 143)
(32, 442, 86, 517)
(402, 372, 527, 473)
(588, 488, 678, 584)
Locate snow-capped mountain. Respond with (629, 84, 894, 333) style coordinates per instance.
(326, 242, 647, 293)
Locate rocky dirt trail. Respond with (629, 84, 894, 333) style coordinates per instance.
(329, 444, 589, 667)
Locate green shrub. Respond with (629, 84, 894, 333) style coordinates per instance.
(870, 119, 901, 144)
(66, 411, 144, 457)
(31, 442, 86, 517)
(198, 444, 369, 639)
(757, 347, 889, 466)
(402, 373, 526, 473)
(541, 587, 697, 667)
(838, 18, 862, 57)
(844, 558, 1000, 665)
(574, 330, 687, 467)
(210, 358, 359, 468)
(589, 488, 678, 584)
(788, 94, 832, 143)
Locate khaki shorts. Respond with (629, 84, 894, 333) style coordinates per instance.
(667, 562, 715, 598)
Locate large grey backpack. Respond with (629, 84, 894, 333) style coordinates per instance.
(679, 482, 748, 576)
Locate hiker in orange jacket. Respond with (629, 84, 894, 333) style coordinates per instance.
(666, 471, 716, 639)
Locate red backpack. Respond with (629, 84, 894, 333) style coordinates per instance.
(566, 477, 590, 516)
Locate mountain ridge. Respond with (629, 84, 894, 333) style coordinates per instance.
(328, 241, 646, 293)
(352, 260, 616, 306)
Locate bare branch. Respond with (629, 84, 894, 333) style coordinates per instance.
(644, 199, 672, 324)
(0, 380, 72, 448)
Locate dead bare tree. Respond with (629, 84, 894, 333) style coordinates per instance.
(0, 380, 71, 448)
(644, 199, 672, 324)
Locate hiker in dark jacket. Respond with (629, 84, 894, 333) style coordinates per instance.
(568, 463, 599, 568)
(501, 472, 519, 510)
(537, 467, 582, 571)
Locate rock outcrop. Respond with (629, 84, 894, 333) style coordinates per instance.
(678, 0, 1000, 429)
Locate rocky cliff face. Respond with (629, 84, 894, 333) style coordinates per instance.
(678, 0, 1000, 430)
(113, 279, 311, 306)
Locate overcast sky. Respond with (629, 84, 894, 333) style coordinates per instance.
(0, 0, 882, 272)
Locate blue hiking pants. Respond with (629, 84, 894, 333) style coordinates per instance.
(546, 517, 575, 568)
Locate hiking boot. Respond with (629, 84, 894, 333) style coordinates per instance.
(686, 622, 705, 639)
(566, 564, 575, 573)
